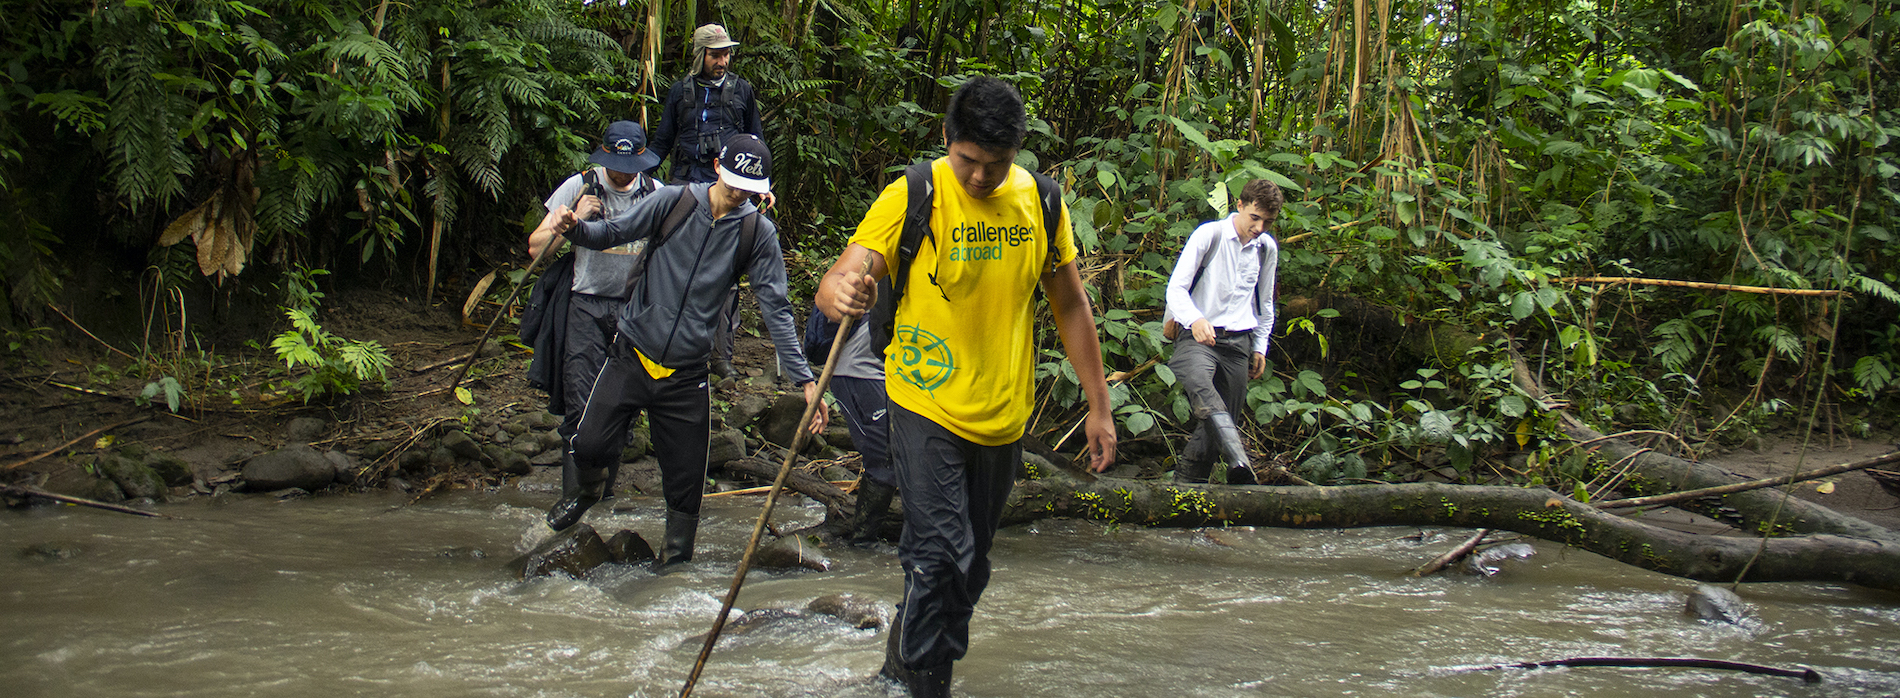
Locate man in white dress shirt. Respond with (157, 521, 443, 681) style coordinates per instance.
(1163, 179, 1282, 484)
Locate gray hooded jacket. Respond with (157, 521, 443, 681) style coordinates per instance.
(563, 183, 814, 384)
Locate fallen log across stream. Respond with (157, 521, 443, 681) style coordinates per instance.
(1005, 477, 1900, 591)
(731, 453, 1900, 593)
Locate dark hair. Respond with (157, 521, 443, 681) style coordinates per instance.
(943, 76, 1027, 151)
(1237, 178, 1284, 214)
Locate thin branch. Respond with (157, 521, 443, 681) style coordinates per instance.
(4, 416, 152, 470)
(1414, 528, 1492, 577)
(1595, 451, 1900, 511)
(47, 304, 138, 360)
(1554, 276, 1847, 297)
(1, 484, 174, 518)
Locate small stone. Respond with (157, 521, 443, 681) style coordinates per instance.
(621, 428, 650, 462)
(730, 394, 772, 429)
(398, 450, 431, 474)
(486, 445, 531, 475)
(510, 441, 542, 457)
(492, 431, 513, 445)
(530, 450, 562, 467)
(360, 441, 395, 460)
(537, 431, 566, 452)
(285, 417, 327, 443)
(442, 431, 484, 460)
(323, 450, 359, 484)
(528, 411, 562, 430)
(706, 430, 747, 469)
(428, 447, 457, 471)
(503, 422, 530, 436)
(142, 452, 195, 486)
(823, 425, 855, 452)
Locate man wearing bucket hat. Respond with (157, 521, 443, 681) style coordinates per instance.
(525, 121, 664, 505)
(651, 24, 764, 190)
(544, 134, 826, 570)
(651, 24, 770, 378)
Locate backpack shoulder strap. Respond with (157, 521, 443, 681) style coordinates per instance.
(636, 187, 698, 280)
(732, 211, 761, 283)
(1186, 221, 1221, 293)
(1028, 169, 1063, 274)
(893, 159, 936, 296)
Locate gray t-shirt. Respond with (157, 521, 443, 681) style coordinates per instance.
(832, 320, 885, 381)
(543, 169, 657, 298)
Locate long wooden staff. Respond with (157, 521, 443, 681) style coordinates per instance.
(446, 182, 594, 394)
(678, 267, 865, 698)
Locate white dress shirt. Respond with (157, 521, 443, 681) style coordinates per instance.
(1163, 214, 1279, 356)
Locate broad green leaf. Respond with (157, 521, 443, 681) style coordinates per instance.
(1419, 410, 1454, 443)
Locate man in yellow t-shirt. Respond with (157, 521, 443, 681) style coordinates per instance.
(815, 76, 1117, 698)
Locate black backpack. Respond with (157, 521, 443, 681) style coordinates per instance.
(867, 160, 1064, 358)
(627, 186, 760, 297)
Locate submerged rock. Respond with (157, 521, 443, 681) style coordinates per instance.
(19, 542, 84, 561)
(508, 523, 613, 580)
(682, 608, 807, 648)
(752, 535, 831, 572)
(1686, 584, 1754, 625)
(606, 529, 656, 564)
(1464, 542, 1536, 577)
(806, 593, 884, 629)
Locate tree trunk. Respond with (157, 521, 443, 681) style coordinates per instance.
(732, 456, 1900, 592)
(1008, 476, 1900, 591)
(1553, 412, 1892, 540)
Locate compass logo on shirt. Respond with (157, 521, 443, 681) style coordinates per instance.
(892, 324, 955, 394)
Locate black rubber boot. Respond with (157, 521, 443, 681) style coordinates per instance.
(545, 477, 604, 531)
(1172, 458, 1214, 484)
(1208, 412, 1256, 484)
(907, 663, 952, 698)
(846, 479, 897, 545)
(659, 508, 699, 566)
(878, 625, 916, 688)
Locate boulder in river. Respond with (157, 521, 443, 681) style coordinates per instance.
(806, 593, 884, 629)
(752, 535, 831, 572)
(442, 431, 483, 460)
(243, 444, 336, 492)
(508, 523, 614, 580)
(606, 529, 656, 564)
(1686, 584, 1755, 626)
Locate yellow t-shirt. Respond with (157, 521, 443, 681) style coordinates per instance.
(849, 158, 1077, 446)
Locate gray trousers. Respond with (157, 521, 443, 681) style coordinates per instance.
(1169, 333, 1253, 470)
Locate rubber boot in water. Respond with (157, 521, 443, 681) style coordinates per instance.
(545, 476, 604, 531)
(658, 508, 699, 567)
(878, 623, 917, 688)
(910, 663, 952, 698)
(1209, 412, 1257, 485)
(847, 479, 897, 545)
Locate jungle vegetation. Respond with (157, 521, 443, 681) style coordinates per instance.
(1, 0, 1896, 495)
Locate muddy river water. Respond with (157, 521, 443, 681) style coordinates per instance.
(4, 490, 1897, 697)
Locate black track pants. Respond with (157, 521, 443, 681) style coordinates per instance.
(831, 376, 893, 488)
(1169, 334, 1252, 467)
(889, 403, 1018, 671)
(568, 334, 712, 516)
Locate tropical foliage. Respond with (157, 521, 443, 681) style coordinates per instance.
(2, 0, 1895, 491)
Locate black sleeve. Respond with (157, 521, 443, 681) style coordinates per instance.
(650, 80, 688, 173)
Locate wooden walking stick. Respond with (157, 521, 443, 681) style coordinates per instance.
(678, 264, 866, 698)
(446, 177, 599, 394)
